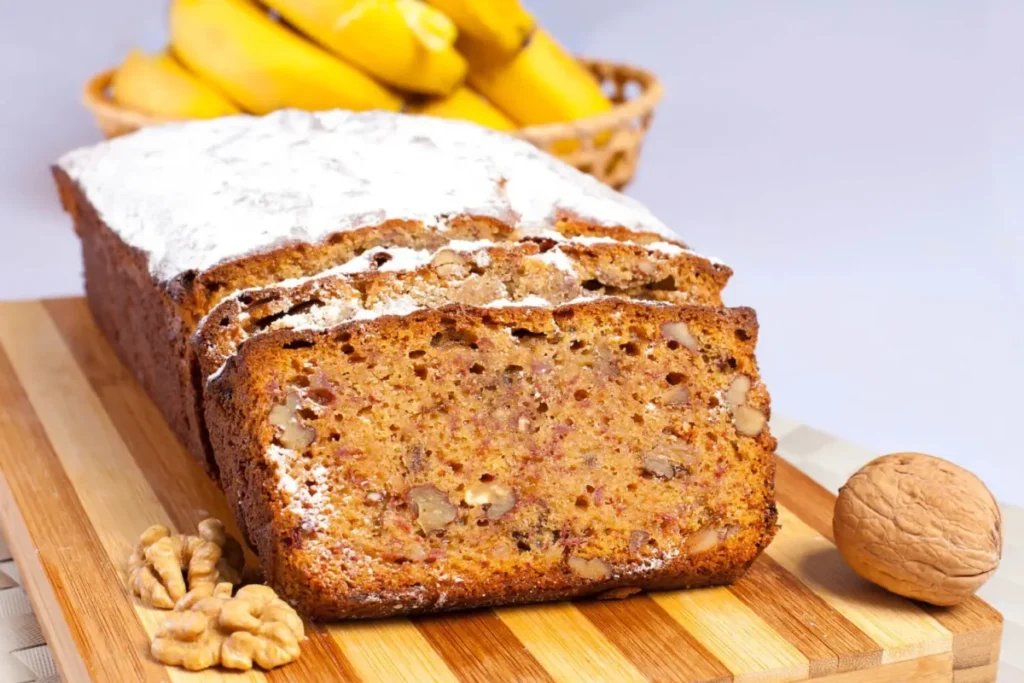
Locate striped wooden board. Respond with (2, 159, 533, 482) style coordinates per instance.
(0, 298, 1003, 682)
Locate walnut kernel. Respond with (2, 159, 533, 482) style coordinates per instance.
(726, 375, 751, 408)
(733, 405, 767, 437)
(269, 393, 316, 451)
(628, 530, 651, 554)
(686, 527, 723, 554)
(663, 385, 690, 406)
(430, 249, 468, 277)
(569, 556, 612, 580)
(642, 452, 677, 479)
(834, 452, 1002, 606)
(128, 519, 243, 609)
(660, 321, 698, 351)
(464, 481, 517, 519)
(724, 374, 766, 437)
(151, 582, 304, 672)
(408, 485, 457, 533)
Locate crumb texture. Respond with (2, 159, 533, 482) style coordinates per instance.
(206, 299, 777, 619)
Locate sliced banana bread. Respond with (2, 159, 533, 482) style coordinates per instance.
(204, 297, 777, 619)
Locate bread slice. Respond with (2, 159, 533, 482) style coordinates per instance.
(188, 240, 729, 474)
(204, 298, 777, 619)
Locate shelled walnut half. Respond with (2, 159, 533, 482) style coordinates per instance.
(128, 518, 244, 609)
(151, 583, 305, 671)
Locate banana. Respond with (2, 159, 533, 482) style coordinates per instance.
(111, 48, 240, 119)
(169, 0, 401, 114)
(261, 0, 466, 95)
(425, 0, 533, 58)
(409, 87, 516, 131)
(460, 29, 612, 127)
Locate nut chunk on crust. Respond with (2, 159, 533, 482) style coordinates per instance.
(151, 583, 304, 672)
(127, 518, 244, 609)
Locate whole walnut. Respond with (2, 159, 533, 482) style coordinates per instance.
(833, 452, 1002, 606)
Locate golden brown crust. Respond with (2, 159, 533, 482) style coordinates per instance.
(205, 299, 777, 619)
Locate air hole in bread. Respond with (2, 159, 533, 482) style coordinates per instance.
(666, 372, 685, 386)
(621, 342, 640, 356)
(469, 363, 485, 374)
(283, 339, 314, 350)
(735, 329, 751, 342)
(408, 349, 426, 359)
(644, 276, 677, 292)
(510, 328, 545, 341)
(431, 328, 479, 349)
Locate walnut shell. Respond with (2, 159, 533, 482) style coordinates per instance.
(833, 452, 1002, 606)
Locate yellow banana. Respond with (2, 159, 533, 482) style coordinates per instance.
(169, 0, 401, 114)
(261, 0, 466, 95)
(111, 48, 240, 119)
(461, 29, 612, 127)
(409, 87, 516, 131)
(425, 0, 533, 58)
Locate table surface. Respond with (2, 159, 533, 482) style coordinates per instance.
(0, 406, 1020, 682)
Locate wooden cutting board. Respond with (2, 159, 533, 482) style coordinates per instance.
(0, 298, 1002, 682)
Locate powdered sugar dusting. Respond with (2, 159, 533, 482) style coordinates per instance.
(483, 294, 557, 309)
(532, 247, 577, 273)
(57, 110, 676, 282)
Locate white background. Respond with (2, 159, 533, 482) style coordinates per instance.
(1, 2, 1021, 503)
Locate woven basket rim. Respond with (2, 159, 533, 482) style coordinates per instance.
(82, 58, 663, 138)
(82, 69, 184, 127)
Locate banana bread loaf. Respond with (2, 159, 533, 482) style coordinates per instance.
(53, 110, 685, 469)
(53, 110, 778, 620)
(205, 297, 777, 618)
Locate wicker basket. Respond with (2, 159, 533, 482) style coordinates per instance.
(83, 58, 662, 189)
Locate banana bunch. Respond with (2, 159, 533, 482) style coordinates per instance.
(108, 0, 613, 136)
(111, 49, 239, 119)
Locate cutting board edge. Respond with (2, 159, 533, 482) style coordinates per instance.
(0, 468, 92, 682)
